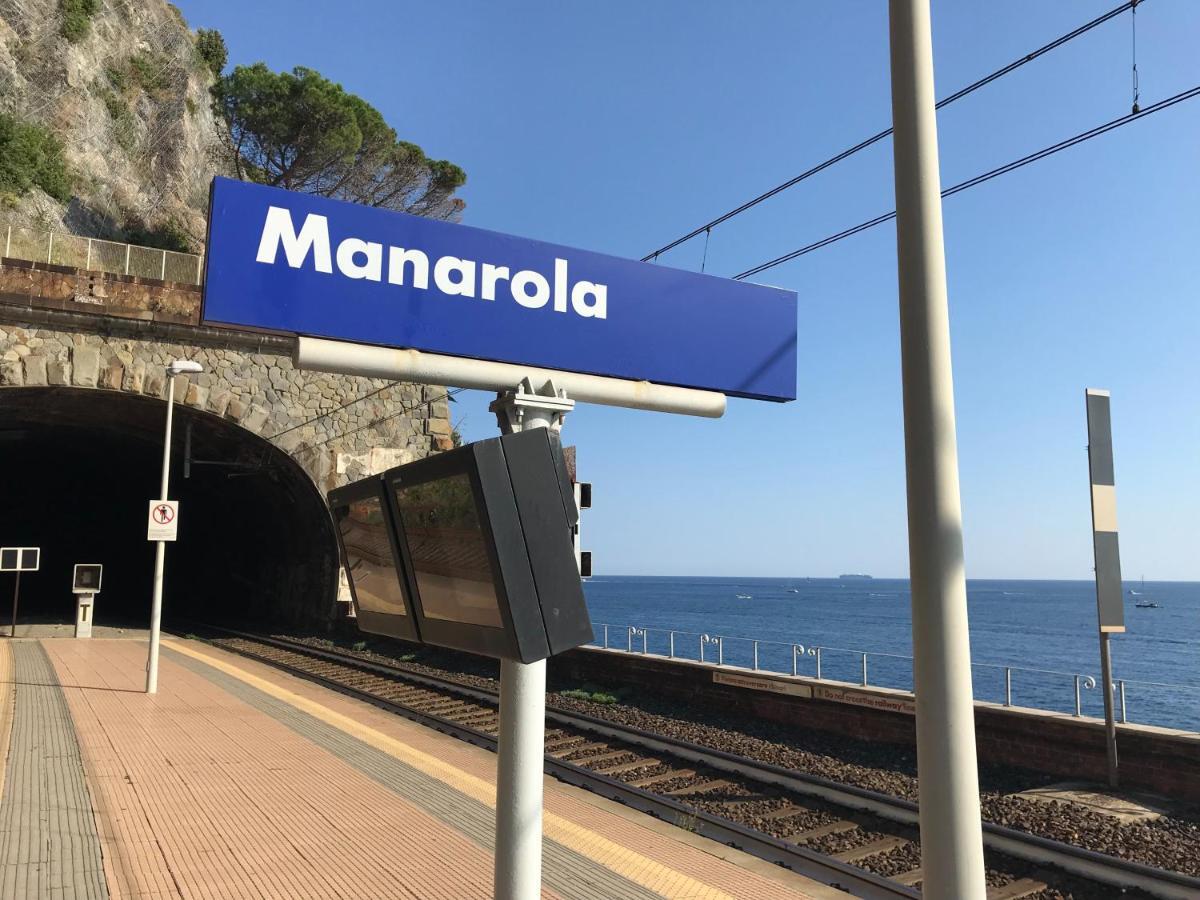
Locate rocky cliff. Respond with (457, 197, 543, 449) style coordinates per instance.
(0, 0, 223, 247)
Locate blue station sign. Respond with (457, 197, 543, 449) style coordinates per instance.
(202, 177, 797, 401)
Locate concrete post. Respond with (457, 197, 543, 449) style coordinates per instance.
(888, 1, 986, 897)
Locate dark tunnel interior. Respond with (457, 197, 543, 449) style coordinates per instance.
(0, 387, 338, 631)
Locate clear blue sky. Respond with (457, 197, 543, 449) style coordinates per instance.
(177, 0, 1199, 580)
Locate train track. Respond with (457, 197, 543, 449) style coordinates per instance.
(183, 625, 1200, 900)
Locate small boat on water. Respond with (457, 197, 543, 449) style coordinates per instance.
(1130, 576, 1161, 608)
(735, 593, 752, 600)
(787, 588, 800, 593)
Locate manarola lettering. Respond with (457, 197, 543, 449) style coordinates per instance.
(255, 206, 607, 319)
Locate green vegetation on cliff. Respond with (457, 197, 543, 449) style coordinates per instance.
(59, 0, 99, 43)
(214, 63, 466, 219)
(195, 29, 227, 78)
(123, 219, 193, 253)
(0, 113, 72, 203)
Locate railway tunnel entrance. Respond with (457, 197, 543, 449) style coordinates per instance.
(0, 387, 338, 632)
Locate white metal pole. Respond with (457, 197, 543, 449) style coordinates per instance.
(10, 571, 19, 638)
(296, 337, 725, 418)
(494, 655, 546, 900)
(493, 400, 557, 900)
(146, 374, 175, 694)
(888, 2, 986, 897)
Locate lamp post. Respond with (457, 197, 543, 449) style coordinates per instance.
(146, 359, 202, 694)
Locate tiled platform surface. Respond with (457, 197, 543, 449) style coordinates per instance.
(0, 637, 830, 899)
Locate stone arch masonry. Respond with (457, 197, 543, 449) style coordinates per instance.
(0, 255, 456, 614)
(0, 256, 454, 491)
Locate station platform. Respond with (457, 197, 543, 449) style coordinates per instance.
(0, 638, 832, 899)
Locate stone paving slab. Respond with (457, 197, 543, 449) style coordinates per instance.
(1016, 781, 1174, 823)
(159, 638, 827, 900)
(0, 641, 108, 900)
(33, 638, 822, 900)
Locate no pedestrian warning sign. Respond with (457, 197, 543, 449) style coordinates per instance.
(147, 500, 179, 542)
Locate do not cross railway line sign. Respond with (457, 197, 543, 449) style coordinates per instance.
(147, 500, 179, 542)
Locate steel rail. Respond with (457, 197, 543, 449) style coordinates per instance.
(184, 624, 1200, 900)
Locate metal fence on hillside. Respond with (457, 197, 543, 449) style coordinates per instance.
(2, 222, 204, 285)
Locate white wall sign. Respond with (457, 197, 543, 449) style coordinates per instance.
(147, 500, 179, 542)
(712, 671, 814, 698)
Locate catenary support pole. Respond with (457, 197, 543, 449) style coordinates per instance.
(888, 2, 987, 897)
(146, 375, 175, 694)
(490, 380, 574, 900)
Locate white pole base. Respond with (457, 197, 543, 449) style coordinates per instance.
(493, 657, 546, 900)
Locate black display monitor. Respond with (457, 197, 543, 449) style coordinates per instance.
(73, 564, 103, 592)
(327, 476, 420, 642)
(328, 428, 591, 663)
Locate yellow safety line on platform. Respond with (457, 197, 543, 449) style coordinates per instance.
(164, 638, 733, 900)
(0, 642, 12, 800)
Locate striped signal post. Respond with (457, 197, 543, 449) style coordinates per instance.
(1085, 389, 1124, 788)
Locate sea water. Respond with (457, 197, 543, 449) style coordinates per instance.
(581, 577, 1200, 732)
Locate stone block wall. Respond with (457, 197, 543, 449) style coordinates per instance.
(0, 323, 452, 492)
(0, 258, 456, 493)
(0, 259, 200, 324)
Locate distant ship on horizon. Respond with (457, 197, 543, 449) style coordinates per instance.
(838, 573, 873, 581)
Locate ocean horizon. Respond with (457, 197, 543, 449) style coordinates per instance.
(580, 576, 1200, 732)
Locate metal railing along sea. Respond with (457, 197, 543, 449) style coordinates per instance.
(590, 622, 1200, 728)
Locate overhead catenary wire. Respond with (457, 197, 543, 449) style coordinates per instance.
(641, 0, 1145, 263)
(732, 84, 1200, 280)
